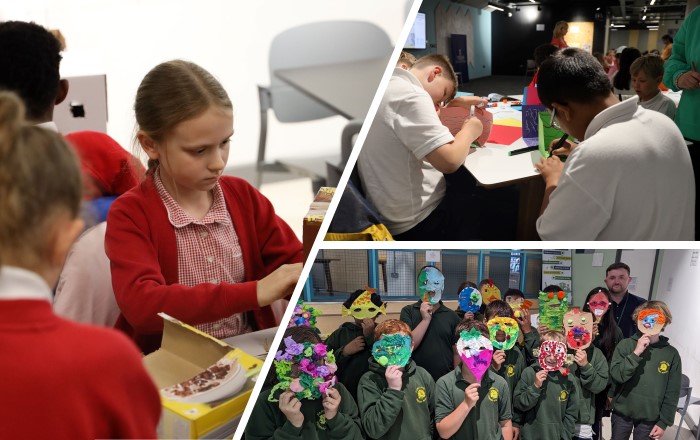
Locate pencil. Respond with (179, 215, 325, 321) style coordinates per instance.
(549, 134, 570, 157)
(508, 145, 539, 156)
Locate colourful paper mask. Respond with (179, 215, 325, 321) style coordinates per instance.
(538, 290, 568, 331)
(458, 287, 482, 314)
(341, 287, 387, 319)
(539, 340, 567, 371)
(417, 266, 444, 304)
(482, 280, 501, 304)
(487, 317, 520, 350)
(637, 309, 666, 335)
(288, 300, 321, 333)
(371, 333, 412, 367)
(505, 295, 533, 318)
(269, 337, 337, 402)
(563, 309, 593, 350)
(587, 291, 610, 320)
(456, 329, 493, 382)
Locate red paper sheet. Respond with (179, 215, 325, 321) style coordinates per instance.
(487, 124, 522, 145)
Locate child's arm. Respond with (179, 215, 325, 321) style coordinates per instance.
(576, 348, 609, 394)
(324, 387, 364, 440)
(655, 352, 683, 433)
(561, 381, 579, 440)
(498, 380, 514, 440)
(435, 382, 480, 438)
(401, 303, 432, 348)
(325, 331, 361, 371)
(513, 368, 545, 412)
(424, 117, 484, 174)
(609, 338, 644, 385)
(357, 372, 405, 438)
(500, 420, 514, 440)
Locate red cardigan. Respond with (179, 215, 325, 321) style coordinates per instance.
(0, 300, 161, 439)
(105, 175, 303, 354)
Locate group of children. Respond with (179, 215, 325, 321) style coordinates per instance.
(0, 20, 303, 438)
(248, 267, 682, 440)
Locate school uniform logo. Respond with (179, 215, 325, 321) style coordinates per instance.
(506, 365, 515, 377)
(559, 390, 569, 402)
(488, 387, 499, 402)
(658, 361, 670, 374)
(316, 411, 328, 430)
(416, 386, 427, 403)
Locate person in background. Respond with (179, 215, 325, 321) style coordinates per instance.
(603, 263, 647, 338)
(611, 47, 642, 100)
(664, 5, 700, 240)
(593, 52, 610, 73)
(605, 49, 618, 78)
(0, 92, 161, 439)
(528, 43, 559, 88)
(631, 54, 676, 119)
(661, 34, 674, 61)
(397, 50, 417, 70)
(550, 21, 569, 49)
(106, 60, 303, 354)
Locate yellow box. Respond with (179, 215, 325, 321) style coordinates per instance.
(143, 313, 263, 439)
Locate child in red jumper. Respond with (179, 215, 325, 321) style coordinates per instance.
(106, 60, 303, 354)
(0, 92, 161, 439)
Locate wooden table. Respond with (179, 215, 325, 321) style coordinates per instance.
(463, 107, 544, 240)
(274, 57, 389, 120)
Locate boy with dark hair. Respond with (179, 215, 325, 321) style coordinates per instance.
(609, 301, 681, 440)
(631, 54, 676, 119)
(357, 53, 488, 240)
(357, 319, 435, 440)
(528, 43, 559, 87)
(534, 47, 694, 240)
(435, 319, 513, 440)
(325, 287, 386, 400)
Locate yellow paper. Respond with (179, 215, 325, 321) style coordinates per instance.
(494, 118, 522, 128)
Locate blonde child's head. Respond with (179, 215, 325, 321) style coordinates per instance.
(633, 300, 672, 332)
(630, 54, 664, 102)
(397, 50, 417, 70)
(0, 91, 83, 274)
(410, 54, 458, 109)
(134, 60, 234, 176)
(374, 318, 411, 341)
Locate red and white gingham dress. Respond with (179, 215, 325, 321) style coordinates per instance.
(154, 171, 252, 339)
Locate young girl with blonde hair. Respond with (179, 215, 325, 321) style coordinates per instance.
(0, 92, 160, 438)
(105, 60, 303, 354)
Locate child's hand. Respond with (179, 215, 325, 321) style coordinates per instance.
(419, 302, 433, 322)
(537, 324, 549, 335)
(491, 349, 506, 371)
(322, 388, 341, 421)
(279, 391, 304, 428)
(361, 318, 376, 338)
(256, 263, 303, 306)
(574, 349, 589, 367)
(461, 117, 483, 138)
(515, 308, 532, 333)
(677, 70, 700, 90)
(513, 426, 520, 440)
(462, 311, 474, 321)
(464, 382, 481, 409)
(649, 425, 665, 439)
(592, 321, 600, 337)
(634, 334, 651, 356)
(385, 365, 404, 391)
(534, 370, 549, 388)
(536, 156, 564, 188)
(548, 137, 576, 157)
(343, 336, 366, 356)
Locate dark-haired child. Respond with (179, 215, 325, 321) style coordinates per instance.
(246, 326, 362, 439)
(325, 287, 386, 400)
(357, 319, 435, 440)
(435, 320, 513, 440)
(609, 301, 681, 440)
(455, 281, 483, 321)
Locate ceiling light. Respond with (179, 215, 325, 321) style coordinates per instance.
(650, 0, 655, 5)
(643, 15, 647, 20)
(486, 4, 504, 11)
(508, 12, 513, 17)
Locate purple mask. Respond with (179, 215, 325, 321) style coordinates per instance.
(456, 329, 493, 382)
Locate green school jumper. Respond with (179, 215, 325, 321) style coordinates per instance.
(567, 345, 609, 426)
(357, 358, 435, 440)
(400, 301, 461, 381)
(324, 322, 374, 401)
(492, 347, 525, 427)
(244, 382, 363, 440)
(434, 367, 512, 440)
(609, 334, 682, 430)
(514, 365, 579, 440)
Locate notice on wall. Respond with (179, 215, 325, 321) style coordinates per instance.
(426, 250, 441, 264)
(542, 249, 572, 294)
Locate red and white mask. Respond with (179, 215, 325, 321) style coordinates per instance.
(587, 291, 610, 320)
(539, 340, 566, 371)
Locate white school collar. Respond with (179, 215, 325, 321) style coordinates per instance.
(0, 266, 53, 302)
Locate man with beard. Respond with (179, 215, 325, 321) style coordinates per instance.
(604, 262, 646, 338)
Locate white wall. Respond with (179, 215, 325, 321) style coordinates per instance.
(656, 249, 700, 425)
(1, 0, 411, 167)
